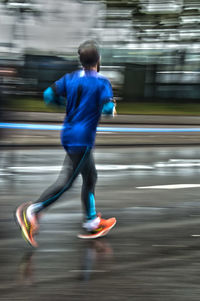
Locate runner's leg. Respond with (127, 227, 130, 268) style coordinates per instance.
(81, 151, 98, 220)
(33, 148, 90, 213)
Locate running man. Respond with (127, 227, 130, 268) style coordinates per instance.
(15, 40, 117, 247)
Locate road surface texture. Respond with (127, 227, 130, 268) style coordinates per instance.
(1, 146, 200, 300)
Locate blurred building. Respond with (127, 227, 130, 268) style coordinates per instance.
(0, 0, 200, 101)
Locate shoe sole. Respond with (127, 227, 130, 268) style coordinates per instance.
(15, 204, 38, 248)
(77, 219, 116, 239)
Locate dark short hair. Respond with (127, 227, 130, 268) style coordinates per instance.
(78, 40, 100, 68)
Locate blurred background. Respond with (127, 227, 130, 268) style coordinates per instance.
(0, 0, 200, 115)
(2, 2, 200, 300)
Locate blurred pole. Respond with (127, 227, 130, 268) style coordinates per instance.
(0, 68, 16, 145)
(0, 75, 4, 144)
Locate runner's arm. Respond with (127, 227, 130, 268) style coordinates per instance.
(43, 86, 66, 107)
(43, 75, 67, 107)
(100, 79, 117, 116)
(102, 99, 117, 116)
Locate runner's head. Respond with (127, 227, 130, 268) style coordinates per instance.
(78, 40, 100, 71)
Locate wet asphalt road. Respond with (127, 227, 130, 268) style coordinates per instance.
(2, 146, 200, 300)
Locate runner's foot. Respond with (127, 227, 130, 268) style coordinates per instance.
(15, 202, 40, 247)
(78, 214, 116, 239)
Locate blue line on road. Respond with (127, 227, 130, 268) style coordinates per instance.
(0, 123, 61, 131)
(1, 122, 200, 133)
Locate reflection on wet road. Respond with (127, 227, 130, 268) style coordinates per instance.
(1, 146, 200, 300)
(17, 239, 113, 285)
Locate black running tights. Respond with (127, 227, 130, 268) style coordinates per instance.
(35, 148, 97, 220)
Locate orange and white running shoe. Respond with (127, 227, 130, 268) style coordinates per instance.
(15, 202, 40, 248)
(78, 214, 116, 239)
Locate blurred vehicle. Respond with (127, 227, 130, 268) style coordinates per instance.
(0, 54, 78, 98)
